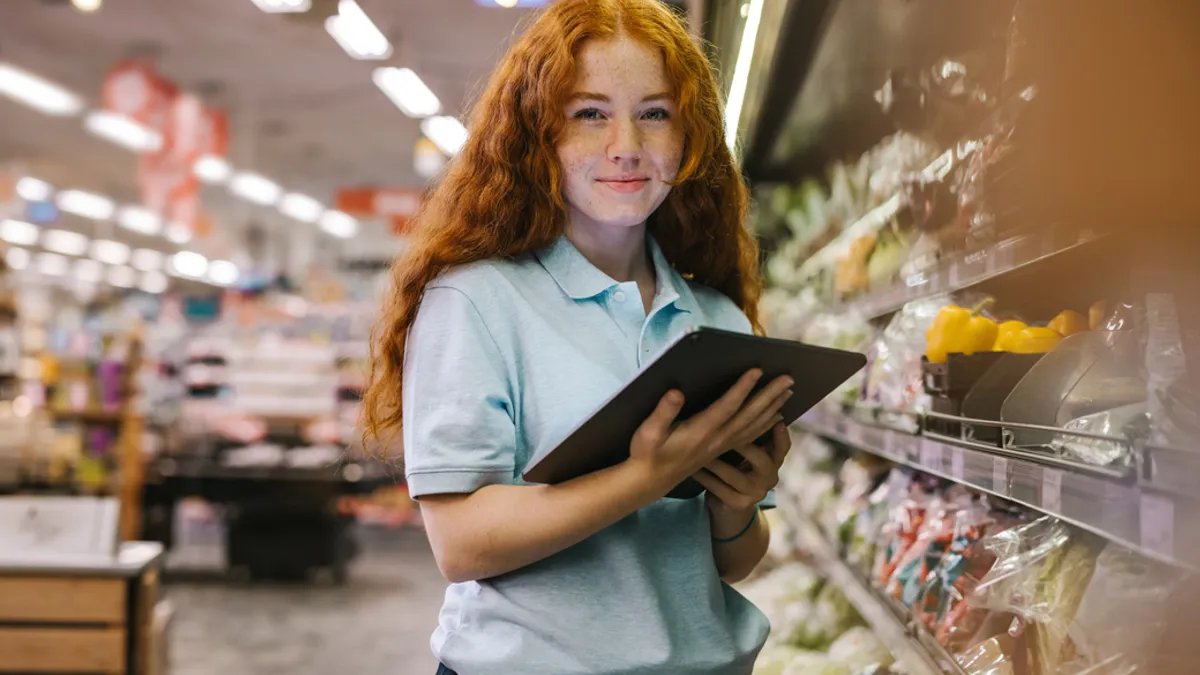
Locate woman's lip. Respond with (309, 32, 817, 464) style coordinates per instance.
(597, 178, 649, 193)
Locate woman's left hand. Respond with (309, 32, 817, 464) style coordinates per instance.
(694, 422, 792, 512)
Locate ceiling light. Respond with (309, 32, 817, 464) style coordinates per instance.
(165, 222, 192, 244)
(207, 259, 239, 286)
(279, 192, 324, 223)
(319, 210, 358, 238)
(0, 62, 84, 116)
(73, 258, 103, 283)
(373, 67, 441, 118)
(84, 110, 163, 152)
(42, 229, 89, 256)
(35, 252, 68, 277)
(249, 0, 311, 12)
(229, 172, 282, 205)
(194, 155, 232, 184)
(57, 189, 115, 220)
(107, 265, 137, 288)
(16, 177, 53, 202)
(420, 116, 469, 156)
(131, 248, 164, 272)
(5, 247, 29, 271)
(724, 0, 763, 151)
(170, 251, 208, 278)
(0, 219, 39, 246)
(117, 205, 162, 235)
(90, 239, 131, 265)
(72, 0, 103, 12)
(325, 0, 392, 60)
(494, 0, 519, 6)
(139, 270, 168, 294)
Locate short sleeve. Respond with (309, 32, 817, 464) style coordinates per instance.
(402, 285, 517, 498)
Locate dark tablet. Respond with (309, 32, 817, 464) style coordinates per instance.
(522, 327, 867, 499)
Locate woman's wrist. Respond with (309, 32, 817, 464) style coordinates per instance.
(706, 498, 758, 541)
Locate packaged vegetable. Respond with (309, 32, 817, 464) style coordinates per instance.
(958, 636, 1018, 675)
(873, 488, 932, 586)
(926, 300, 999, 363)
(912, 497, 994, 629)
(1049, 402, 1148, 468)
(827, 627, 894, 672)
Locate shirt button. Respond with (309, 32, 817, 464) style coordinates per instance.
(613, 290, 627, 303)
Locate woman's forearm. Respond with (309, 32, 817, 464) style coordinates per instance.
(420, 460, 668, 583)
(709, 504, 770, 583)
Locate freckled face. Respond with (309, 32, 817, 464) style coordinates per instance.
(557, 37, 684, 233)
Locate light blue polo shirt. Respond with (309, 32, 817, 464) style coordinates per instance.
(402, 234, 772, 675)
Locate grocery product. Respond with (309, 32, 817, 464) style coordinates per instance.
(1008, 327, 1063, 354)
(1048, 310, 1088, 337)
(991, 320, 1027, 351)
(926, 301, 999, 364)
(826, 627, 893, 672)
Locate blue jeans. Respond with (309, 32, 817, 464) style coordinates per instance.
(437, 666, 456, 675)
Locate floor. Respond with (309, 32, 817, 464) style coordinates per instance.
(164, 527, 446, 675)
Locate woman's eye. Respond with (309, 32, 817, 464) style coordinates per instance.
(573, 108, 605, 121)
(642, 107, 671, 121)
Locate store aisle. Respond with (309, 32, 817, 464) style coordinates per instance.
(165, 527, 445, 675)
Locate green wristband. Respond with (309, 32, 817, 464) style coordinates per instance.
(712, 507, 758, 544)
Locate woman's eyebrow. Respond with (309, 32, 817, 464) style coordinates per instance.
(567, 92, 673, 103)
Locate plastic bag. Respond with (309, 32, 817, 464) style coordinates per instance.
(1050, 402, 1149, 467)
(958, 636, 1018, 675)
(886, 494, 964, 603)
(827, 626, 894, 672)
(861, 298, 945, 427)
(873, 486, 932, 586)
(912, 497, 994, 630)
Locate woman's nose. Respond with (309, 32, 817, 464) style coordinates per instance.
(606, 117, 642, 163)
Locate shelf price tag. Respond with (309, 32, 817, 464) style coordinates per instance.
(898, 434, 921, 463)
(881, 429, 897, 458)
(1140, 493, 1175, 558)
(920, 438, 944, 471)
(1041, 468, 1063, 513)
(834, 416, 850, 439)
(992, 457, 1009, 495)
(951, 447, 965, 480)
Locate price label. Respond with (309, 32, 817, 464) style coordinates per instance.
(951, 447, 965, 480)
(1042, 469, 1063, 513)
(1140, 493, 1175, 557)
(992, 238, 1017, 273)
(920, 438, 944, 471)
(992, 457, 1009, 495)
(882, 429, 897, 458)
(948, 262, 961, 287)
(900, 434, 922, 463)
(845, 421, 864, 446)
(835, 417, 850, 439)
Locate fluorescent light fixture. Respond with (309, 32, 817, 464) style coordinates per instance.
(723, 0, 763, 151)
(107, 265, 137, 288)
(90, 239, 131, 265)
(139, 270, 168, 294)
(117, 205, 162, 235)
(0, 62, 83, 116)
(42, 229, 89, 256)
(279, 192, 324, 223)
(229, 172, 282, 205)
(57, 189, 115, 220)
(249, 0, 311, 12)
(325, 0, 392, 60)
(72, 0, 103, 12)
(494, 0, 519, 6)
(131, 248, 163, 272)
(420, 116, 469, 156)
(16, 177, 53, 202)
(165, 222, 192, 244)
(319, 210, 357, 238)
(207, 259, 239, 286)
(194, 155, 233, 184)
(373, 67, 441, 118)
(5, 247, 29, 271)
(73, 258, 103, 283)
(84, 110, 163, 152)
(170, 250, 208, 278)
(0, 219, 39, 246)
(35, 252, 68, 276)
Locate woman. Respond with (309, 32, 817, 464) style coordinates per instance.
(364, 1, 793, 673)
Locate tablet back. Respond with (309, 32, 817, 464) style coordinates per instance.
(522, 327, 866, 498)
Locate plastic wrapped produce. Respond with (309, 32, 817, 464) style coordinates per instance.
(886, 491, 971, 605)
(958, 636, 1018, 675)
(912, 497, 997, 633)
(861, 298, 944, 429)
(1049, 402, 1149, 467)
(827, 627, 894, 672)
(873, 485, 933, 586)
(781, 654, 851, 675)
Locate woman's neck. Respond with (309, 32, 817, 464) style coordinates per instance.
(565, 220, 655, 286)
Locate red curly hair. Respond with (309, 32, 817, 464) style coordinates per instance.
(363, 0, 762, 443)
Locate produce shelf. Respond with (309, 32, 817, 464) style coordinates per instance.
(790, 515, 961, 675)
(797, 406, 1196, 570)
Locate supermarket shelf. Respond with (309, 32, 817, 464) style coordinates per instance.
(831, 225, 1106, 320)
(797, 407, 1196, 570)
(790, 517, 958, 675)
(48, 407, 131, 424)
(151, 457, 384, 484)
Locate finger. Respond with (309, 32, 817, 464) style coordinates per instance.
(694, 469, 741, 505)
(730, 386, 792, 446)
(736, 444, 776, 475)
(704, 457, 756, 494)
(768, 422, 792, 466)
(723, 376, 793, 439)
(694, 369, 764, 428)
(634, 390, 685, 448)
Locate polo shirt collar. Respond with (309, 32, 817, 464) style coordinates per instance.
(536, 234, 693, 314)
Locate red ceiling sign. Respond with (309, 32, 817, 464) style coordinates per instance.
(101, 60, 228, 235)
(335, 187, 425, 235)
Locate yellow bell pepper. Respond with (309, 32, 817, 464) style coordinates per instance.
(1048, 310, 1089, 336)
(1011, 326, 1064, 354)
(1089, 300, 1107, 330)
(992, 320, 1028, 351)
(926, 300, 999, 363)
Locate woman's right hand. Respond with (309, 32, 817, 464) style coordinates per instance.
(627, 369, 794, 493)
